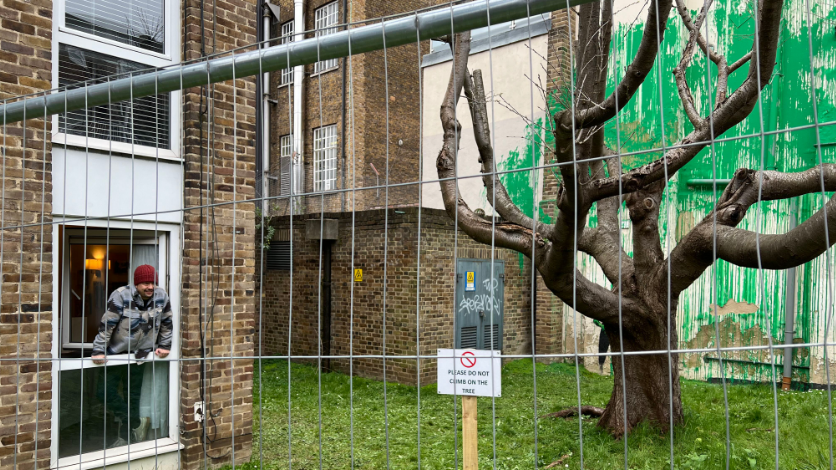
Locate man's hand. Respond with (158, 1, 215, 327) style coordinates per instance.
(156, 348, 170, 359)
(92, 354, 106, 365)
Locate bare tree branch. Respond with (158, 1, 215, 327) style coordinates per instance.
(728, 51, 753, 74)
(596, 148, 627, 232)
(463, 69, 553, 239)
(553, 0, 674, 132)
(675, 0, 753, 105)
(673, 0, 712, 128)
(674, 0, 722, 65)
(436, 32, 548, 258)
(587, 0, 782, 204)
(576, 148, 636, 290)
(668, 164, 836, 294)
(578, 227, 637, 293)
(540, 203, 640, 322)
(539, 257, 637, 324)
(714, 201, 836, 269)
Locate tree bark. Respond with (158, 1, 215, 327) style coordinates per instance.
(597, 308, 683, 436)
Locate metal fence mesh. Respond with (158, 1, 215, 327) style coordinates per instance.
(1, 0, 835, 468)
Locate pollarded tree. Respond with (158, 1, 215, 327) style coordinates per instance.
(434, 0, 821, 436)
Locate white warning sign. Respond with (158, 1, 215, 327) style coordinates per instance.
(437, 349, 501, 397)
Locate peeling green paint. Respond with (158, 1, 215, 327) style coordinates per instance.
(564, 0, 836, 384)
(496, 117, 546, 273)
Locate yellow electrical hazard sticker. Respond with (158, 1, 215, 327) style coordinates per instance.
(354, 268, 363, 282)
(465, 271, 475, 291)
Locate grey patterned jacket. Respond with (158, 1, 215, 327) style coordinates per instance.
(91, 285, 173, 359)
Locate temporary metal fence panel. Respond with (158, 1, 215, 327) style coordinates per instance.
(1, 0, 835, 469)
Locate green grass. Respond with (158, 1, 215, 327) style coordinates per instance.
(232, 359, 833, 469)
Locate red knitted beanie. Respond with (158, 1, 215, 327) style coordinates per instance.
(134, 264, 157, 285)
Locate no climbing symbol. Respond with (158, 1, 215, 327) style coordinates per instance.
(461, 350, 476, 368)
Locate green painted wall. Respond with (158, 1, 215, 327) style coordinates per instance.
(497, 2, 836, 384)
(601, 1, 836, 384)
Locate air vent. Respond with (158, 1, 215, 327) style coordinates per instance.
(267, 241, 291, 271)
(483, 324, 500, 350)
(460, 326, 477, 349)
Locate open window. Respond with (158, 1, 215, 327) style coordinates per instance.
(54, 225, 179, 468)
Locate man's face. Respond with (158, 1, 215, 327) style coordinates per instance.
(136, 281, 155, 299)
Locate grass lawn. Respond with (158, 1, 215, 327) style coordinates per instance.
(233, 359, 833, 469)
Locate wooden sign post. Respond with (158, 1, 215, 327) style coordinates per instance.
(437, 349, 502, 470)
(462, 396, 478, 470)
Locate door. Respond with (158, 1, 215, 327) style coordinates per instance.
(455, 259, 504, 350)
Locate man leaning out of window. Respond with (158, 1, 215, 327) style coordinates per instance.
(91, 264, 173, 447)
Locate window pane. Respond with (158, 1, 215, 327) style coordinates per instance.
(65, 0, 165, 53)
(314, 2, 338, 73)
(58, 363, 170, 458)
(313, 126, 337, 191)
(58, 44, 171, 149)
(280, 21, 294, 85)
(66, 244, 130, 348)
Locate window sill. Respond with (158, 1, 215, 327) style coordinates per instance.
(53, 133, 182, 162)
(56, 438, 182, 470)
(58, 354, 177, 370)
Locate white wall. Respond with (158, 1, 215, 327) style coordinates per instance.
(421, 34, 549, 214)
(52, 148, 183, 224)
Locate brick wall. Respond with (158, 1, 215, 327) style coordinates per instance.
(268, 0, 431, 217)
(180, 0, 258, 466)
(532, 8, 575, 362)
(0, 0, 53, 466)
(258, 208, 533, 385)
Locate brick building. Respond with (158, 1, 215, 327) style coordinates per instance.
(0, 0, 258, 466)
(264, 0, 433, 215)
(258, 7, 574, 384)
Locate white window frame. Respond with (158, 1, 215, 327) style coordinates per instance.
(52, 0, 182, 161)
(313, 125, 337, 192)
(280, 134, 293, 196)
(313, 1, 339, 73)
(50, 219, 182, 470)
(279, 20, 294, 86)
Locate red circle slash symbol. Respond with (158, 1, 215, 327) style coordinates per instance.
(461, 351, 477, 368)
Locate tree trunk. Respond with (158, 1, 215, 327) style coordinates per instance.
(597, 310, 683, 436)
